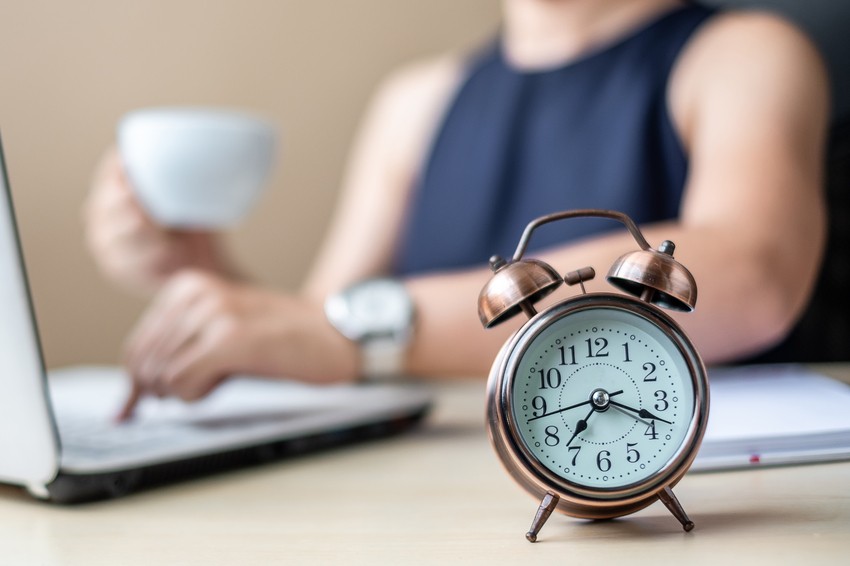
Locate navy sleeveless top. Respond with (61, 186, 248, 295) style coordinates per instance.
(394, 6, 716, 275)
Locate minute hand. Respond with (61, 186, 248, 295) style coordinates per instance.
(527, 390, 624, 423)
(608, 400, 672, 425)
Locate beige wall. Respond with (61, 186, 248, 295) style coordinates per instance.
(0, 1, 501, 368)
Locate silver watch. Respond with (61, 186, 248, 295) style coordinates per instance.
(324, 278, 415, 379)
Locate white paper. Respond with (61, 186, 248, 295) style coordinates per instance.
(693, 365, 850, 471)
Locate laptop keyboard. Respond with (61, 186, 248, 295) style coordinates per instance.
(58, 416, 191, 458)
(48, 367, 431, 473)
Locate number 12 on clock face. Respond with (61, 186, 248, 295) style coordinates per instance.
(510, 304, 696, 491)
(480, 210, 708, 541)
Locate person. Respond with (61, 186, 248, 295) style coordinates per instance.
(85, 0, 829, 419)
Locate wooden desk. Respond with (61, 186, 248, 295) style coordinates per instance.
(0, 376, 848, 564)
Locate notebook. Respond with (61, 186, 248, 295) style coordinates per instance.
(0, 132, 431, 503)
(693, 364, 850, 471)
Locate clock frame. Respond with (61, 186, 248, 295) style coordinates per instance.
(478, 209, 710, 542)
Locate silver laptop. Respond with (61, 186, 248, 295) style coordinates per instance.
(0, 133, 431, 503)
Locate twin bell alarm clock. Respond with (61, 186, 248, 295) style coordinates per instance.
(478, 209, 709, 542)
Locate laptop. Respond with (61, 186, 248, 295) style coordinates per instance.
(0, 133, 432, 503)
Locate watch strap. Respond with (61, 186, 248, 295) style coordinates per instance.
(361, 335, 409, 379)
(324, 278, 415, 380)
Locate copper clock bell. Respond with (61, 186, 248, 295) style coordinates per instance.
(478, 209, 698, 327)
(478, 210, 709, 542)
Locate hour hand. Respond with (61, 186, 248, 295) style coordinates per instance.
(566, 408, 595, 446)
(609, 400, 672, 425)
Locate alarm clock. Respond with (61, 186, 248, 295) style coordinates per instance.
(478, 209, 709, 542)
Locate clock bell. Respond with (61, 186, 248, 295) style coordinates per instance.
(478, 209, 698, 328)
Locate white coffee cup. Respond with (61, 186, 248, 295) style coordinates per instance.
(118, 107, 277, 228)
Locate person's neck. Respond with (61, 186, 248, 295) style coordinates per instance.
(502, 0, 684, 70)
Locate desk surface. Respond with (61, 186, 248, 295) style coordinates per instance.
(1, 373, 849, 565)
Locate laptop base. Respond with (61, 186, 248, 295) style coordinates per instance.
(45, 406, 428, 503)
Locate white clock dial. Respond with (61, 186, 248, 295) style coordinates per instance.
(509, 305, 696, 490)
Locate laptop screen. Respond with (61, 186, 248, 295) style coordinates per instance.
(0, 133, 60, 492)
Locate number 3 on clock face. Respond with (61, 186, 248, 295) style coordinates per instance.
(505, 297, 699, 493)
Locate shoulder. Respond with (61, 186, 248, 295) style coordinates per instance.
(357, 53, 467, 172)
(685, 10, 827, 83)
(367, 54, 466, 136)
(377, 54, 466, 107)
(670, 10, 829, 150)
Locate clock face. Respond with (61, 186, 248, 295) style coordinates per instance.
(508, 302, 697, 492)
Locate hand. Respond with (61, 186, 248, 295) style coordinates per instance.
(609, 403, 651, 425)
(117, 269, 359, 421)
(527, 390, 623, 423)
(608, 400, 672, 425)
(565, 407, 595, 446)
(84, 147, 239, 295)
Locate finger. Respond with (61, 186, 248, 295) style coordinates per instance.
(87, 150, 157, 236)
(89, 216, 158, 272)
(160, 325, 235, 401)
(105, 243, 171, 282)
(86, 183, 162, 269)
(88, 147, 123, 201)
(124, 273, 221, 392)
(134, 315, 208, 395)
(87, 154, 139, 221)
(115, 380, 143, 423)
(124, 273, 206, 365)
(139, 295, 220, 380)
(108, 203, 157, 240)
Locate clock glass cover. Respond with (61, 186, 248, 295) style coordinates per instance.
(509, 302, 697, 492)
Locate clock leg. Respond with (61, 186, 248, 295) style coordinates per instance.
(526, 491, 560, 542)
(658, 487, 694, 532)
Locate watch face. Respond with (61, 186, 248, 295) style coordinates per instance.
(507, 300, 699, 493)
(326, 279, 414, 340)
(349, 279, 411, 331)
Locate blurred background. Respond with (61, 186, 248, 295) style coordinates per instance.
(0, 0, 501, 367)
(0, 0, 847, 368)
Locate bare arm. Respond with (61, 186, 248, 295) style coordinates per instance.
(116, 57, 467, 415)
(118, 12, 829, 411)
(300, 56, 465, 302)
(402, 12, 829, 376)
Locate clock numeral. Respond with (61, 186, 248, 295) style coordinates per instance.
(654, 390, 669, 412)
(596, 450, 612, 472)
(585, 337, 609, 358)
(644, 420, 659, 440)
(626, 442, 640, 463)
(531, 396, 547, 417)
(544, 426, 560, 447)
(558, 345, 577, 366)
(622, 342, 632, 362)
(567, 445, 581, 466)
(537, 368, 562, 390)
(643, 362, 657, 382)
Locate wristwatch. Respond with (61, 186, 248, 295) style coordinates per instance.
(324, 278, 415, 379)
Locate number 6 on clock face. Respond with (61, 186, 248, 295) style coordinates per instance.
(507, 299, 698, 492)
(479, 209, 709, 542)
